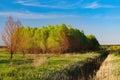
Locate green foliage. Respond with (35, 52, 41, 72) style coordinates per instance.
(87, 34, 100, 50)
(17, 24, 100, 54)
(107, 45, 120, 51)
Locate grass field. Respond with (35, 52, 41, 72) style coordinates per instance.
(0, 48, 101, 80)
(94, 52, 120, 80)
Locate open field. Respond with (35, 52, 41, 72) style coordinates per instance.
(94, 53, 120, 80)
(0, 48, 6, 52)
(0, 49, 103, 80)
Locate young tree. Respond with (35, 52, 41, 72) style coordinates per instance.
(58, 24, 70, 53)
(40, 27, 49, 53)
(87, 34, 100, 50)
(2, 16, 21, 64)
(17, 27, 29, 56)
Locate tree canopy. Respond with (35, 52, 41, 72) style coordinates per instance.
(16, 23, 100, 54)
(2, 17, 100, 55)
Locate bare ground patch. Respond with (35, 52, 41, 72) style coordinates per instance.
(33, 57, 48, 67)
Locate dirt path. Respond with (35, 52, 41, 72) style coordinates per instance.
(94, 54, 120, 80)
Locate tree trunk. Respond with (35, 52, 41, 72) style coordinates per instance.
(43, 50, 45, 54)
(10, 51, 13, 65)
(22, 51, 25, 58)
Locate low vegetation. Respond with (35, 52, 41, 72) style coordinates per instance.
(94, 53, 120, 80)
(0, 50, 102, 80)
(107, 45, 120, 52)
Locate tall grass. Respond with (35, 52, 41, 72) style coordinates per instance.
(0, 51, 102, 80)
(94, 53, 120, 80)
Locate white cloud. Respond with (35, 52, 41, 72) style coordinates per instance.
(83, 2, 116, 9)
(15, 0, 118, 9)
(0, 12, 78, 19)
(14, 0, 83, 9)
(84, 2, 99, 9)
(15, 0, 43, 7)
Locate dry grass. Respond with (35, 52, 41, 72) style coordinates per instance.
(0, 48, 6, 52)
(64, 54, 71, 57)
(33, 57, 47, 67)
(94, 53, 120, 80)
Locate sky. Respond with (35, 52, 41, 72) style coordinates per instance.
(0, 0, 120, 45)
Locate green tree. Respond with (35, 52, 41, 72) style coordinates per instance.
(87, 34, 100, 50)
(40, 27, 49, 53)
(15, 23, 100, 54)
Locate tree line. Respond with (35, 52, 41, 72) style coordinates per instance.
(2, 17, 100, 63)
(19, 25, 100, 53)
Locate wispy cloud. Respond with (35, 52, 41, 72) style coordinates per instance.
(15, 0, 47, 8)
(14, 0, 83, 9)
(14, 0, 119, 9)
(83, 1, 117, 9)
(0, 11, 78, 19)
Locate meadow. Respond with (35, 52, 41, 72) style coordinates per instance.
(0, 48, 102, 80)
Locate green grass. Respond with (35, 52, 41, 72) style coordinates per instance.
(0, 50, 101, 80)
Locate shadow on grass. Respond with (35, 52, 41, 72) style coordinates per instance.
(0, 60, 10, 64)
(0, 59, 33, 65)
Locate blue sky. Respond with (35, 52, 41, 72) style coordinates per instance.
(0, 0, 120, 45)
